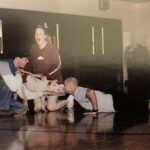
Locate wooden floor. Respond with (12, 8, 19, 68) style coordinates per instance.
(0, 109, 150, 150)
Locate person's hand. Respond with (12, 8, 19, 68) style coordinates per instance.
(16, 68, 23, 75)
(83, 109, 98, 116)
(43, 90, 65, 96)
(43, 90, 55, 95)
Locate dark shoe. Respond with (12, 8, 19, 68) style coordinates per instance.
(14, 105, 28, 116)
(0, 110, 14, 117)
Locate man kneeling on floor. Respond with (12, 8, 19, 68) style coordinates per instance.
(0, 54, 29, 116)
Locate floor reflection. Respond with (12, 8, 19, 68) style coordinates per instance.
(0, 111, 150, 150)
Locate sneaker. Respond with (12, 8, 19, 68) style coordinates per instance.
(67, 95, 74, 110)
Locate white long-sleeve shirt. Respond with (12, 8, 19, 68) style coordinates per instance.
(0, 61, 22, 92)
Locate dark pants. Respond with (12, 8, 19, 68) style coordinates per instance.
(0, 80, 23, 113)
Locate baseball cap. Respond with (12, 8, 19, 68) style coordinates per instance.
(13, 50, 29, 58)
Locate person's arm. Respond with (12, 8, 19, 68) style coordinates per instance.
(49, 55, 61, 76)
(49, 44, 62, 76)
(83, 88, 98, 115)
(0, 61, 23, 92)
(2, 73, 22, 92)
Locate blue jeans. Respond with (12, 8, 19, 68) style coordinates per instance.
(0, 80, 23, 112)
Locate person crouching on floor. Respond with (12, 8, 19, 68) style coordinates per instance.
(64, 77, 116, 115)
(0, 55, 29, 116)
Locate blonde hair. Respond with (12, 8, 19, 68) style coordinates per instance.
(36, 25, 52, 43)
(64, 77, 78, 86)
